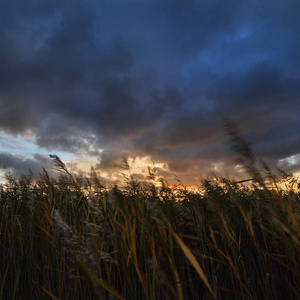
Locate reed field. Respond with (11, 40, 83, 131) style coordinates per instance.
(0, 128, 299, 299)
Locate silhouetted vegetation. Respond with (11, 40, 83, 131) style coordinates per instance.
(0, 128, 299, 299)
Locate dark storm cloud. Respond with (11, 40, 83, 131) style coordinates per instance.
(0, 0, 299, 181)
(0, 152, 53, 178)
(95, 149, 129, 170)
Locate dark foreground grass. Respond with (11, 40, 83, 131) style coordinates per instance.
(0, 132, 299, 299)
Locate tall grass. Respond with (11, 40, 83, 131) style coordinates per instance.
(0, 130, 299, 299)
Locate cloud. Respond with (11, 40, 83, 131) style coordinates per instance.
(0, 152, 53, 178)
(0, 0, 299, 183)
(277, 154, 300, 174)
(96, 149, 128, 170)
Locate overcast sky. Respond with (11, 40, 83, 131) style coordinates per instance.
(0, 0, 299, 185)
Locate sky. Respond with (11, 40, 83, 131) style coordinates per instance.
(0, 0, 299, 186)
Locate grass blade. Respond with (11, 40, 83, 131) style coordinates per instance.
(172, 230, 216, 299)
